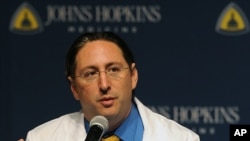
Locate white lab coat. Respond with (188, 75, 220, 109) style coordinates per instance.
(26, 97, 200, 141)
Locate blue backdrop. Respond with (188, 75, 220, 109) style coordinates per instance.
(1, 0, 250, 141)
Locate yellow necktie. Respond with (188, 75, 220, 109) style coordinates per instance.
(102, 134, 120, 141)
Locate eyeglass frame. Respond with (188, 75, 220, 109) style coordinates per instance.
(72, 66, 131, 82)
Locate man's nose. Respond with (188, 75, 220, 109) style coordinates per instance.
(98, 71, 111, 94)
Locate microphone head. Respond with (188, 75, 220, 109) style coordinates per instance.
(90, 115, 109, 133)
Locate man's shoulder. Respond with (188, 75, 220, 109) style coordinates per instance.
(26, 111, 84, 140)
(134, 97, 200, 140)
(144, 107, 199, 140)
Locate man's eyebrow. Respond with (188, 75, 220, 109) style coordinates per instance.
(105, 62, 124, 67)
(79, 62, 123, 71)
(79, 66, 97, 73)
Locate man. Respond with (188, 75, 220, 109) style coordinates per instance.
(22, 32, 200, 141)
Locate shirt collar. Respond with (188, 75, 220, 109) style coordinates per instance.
(114, 103, 138, 140)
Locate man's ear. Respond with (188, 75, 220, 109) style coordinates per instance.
(67, 76, 80, 100)
(131, 63, 138, 89)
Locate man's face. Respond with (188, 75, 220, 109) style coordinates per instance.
(68, 40, 138, 123)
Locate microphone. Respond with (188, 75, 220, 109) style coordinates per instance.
(85, 115, 109, 141)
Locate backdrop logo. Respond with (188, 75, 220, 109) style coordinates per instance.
(9, 2, 43, 35)
(44, 5, 162, 34)
(215, 2, 249, 36)
(9, 3, 162, 34)
(148, 105, 240, 136)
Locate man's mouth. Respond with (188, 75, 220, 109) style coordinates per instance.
(99, 97, 115, 107)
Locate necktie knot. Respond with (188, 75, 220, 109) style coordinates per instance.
(102, 134, 120, 141)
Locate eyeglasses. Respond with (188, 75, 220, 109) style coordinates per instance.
(73, 66, 130, 83)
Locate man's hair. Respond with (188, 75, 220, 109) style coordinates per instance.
(65, 32, 135, 78)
